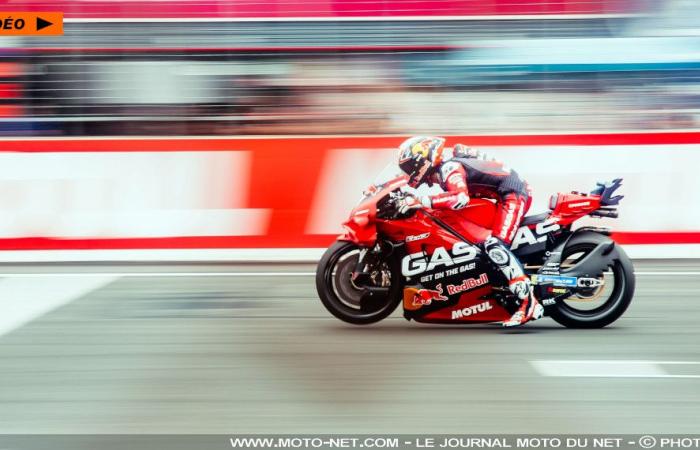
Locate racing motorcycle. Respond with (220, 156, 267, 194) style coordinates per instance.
(316, 165, 635, 328)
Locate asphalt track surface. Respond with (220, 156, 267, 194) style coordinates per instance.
(0, 260, 698, 434)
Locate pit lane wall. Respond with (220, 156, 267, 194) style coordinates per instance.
(0, 132, 698, 261)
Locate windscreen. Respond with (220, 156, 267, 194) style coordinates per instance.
(372, 162, 405, 186)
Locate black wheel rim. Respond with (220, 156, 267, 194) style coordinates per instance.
(557, 244, 625, 318)
(324, 244, 397, 319)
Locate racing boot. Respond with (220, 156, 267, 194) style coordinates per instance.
(483, 236, 544, 327)
(501, 286, 544, 327)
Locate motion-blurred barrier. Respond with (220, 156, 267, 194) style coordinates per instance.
(8, 0, 645, 19)
(0, 133, 698, 258)
(3, 0, 698, 137)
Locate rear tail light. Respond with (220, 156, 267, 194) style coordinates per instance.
(548, 194, 559, 210)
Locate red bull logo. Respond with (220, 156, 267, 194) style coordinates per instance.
(403, 285, 448, 311)
(445, 273, 489, 295)
(413, 283, 448, 307)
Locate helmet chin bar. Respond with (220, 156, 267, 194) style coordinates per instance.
(410, 160, 431, 187)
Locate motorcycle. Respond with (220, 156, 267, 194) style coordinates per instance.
(316, 164, 635, 328)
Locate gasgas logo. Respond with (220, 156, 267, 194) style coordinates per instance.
(510, 218, 561, 250)
(451, 301, 493, 320)
(401, 242, 477, 277)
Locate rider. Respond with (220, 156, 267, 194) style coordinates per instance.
(395, 136, 543, 327)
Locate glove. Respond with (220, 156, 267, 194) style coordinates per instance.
(454, 144, 483, 160)
(397, 195, 429, 214)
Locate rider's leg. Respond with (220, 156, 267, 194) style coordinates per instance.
(487, 192, 543, 327)
(484, 236, 543, 326)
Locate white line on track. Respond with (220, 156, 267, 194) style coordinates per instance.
(634, 272, 700, 275)
(531, 360, 700, 378)
(0, 275, 117, 337)
(0, 271, 698, 277)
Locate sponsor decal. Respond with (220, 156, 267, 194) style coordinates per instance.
(451, 301, 493, 320)
(445, 273, 489, 295)
(568, 201, 591, 208)
(499, 201, 516, 239)
(419, 261, 475, 283)
(542, 298, 557, 306)
(577, 277, 605, 288)
(510, 218, 561, 250)
(401, 242, 477, 277)
(546, 287, 568, 294)
(406, 232, 430, 242)
(531, 274, 577, 287)
(412, 283, 448, 306)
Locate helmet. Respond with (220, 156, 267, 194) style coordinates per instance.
(397, 136, 446, 187)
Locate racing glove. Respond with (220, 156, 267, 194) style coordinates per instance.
(453, 144, 483, 160)
(397, 195, 430, 214)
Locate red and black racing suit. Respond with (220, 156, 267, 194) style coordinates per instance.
(426, 156, 531, 244)
(422, 155, 540, 321)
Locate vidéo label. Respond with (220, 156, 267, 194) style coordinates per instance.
(0, 12, 63, 35)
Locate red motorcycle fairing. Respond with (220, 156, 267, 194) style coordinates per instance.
(338, 175, 613, 324)
(339, 177, 408, 247)
(342, 195, 497, 250)
(391, 211, 502, 323)
(418, 285, 511, 324)
(400, 256, 513, 324)
(510, 191, 604, 256)
(429, 199, 496, 243)
(550, 192, 602, 221)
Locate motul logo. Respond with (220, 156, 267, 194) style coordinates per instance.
(446, 273, 488, 295)
(451, 301, 493, 319)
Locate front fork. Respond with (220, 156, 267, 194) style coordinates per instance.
(351, 241, 398, 287)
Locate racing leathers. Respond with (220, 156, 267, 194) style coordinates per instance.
(405, 152, 543, 326)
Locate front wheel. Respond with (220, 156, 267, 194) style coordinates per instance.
(549, 232, 635, 328)
(316, 241, 402, 325)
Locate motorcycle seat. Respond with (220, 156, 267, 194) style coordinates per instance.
(521, 212, 550, 226)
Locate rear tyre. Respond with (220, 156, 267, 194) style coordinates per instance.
(549, 232, 635, 328)
(316, 241, 402, 325)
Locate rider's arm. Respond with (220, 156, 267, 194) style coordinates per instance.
(423, 161, 470, 210)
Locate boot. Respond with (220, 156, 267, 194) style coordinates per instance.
(483, 237, 544, 327)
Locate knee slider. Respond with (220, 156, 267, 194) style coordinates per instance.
(484, 237, 510, 266)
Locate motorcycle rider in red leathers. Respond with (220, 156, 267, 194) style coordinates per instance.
(396, 136, 544, 327)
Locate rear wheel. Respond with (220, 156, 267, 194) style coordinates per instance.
(549, 232, 635, 328)
(316, 241, 402, 325)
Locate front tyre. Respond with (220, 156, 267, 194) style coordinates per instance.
(316, 241, 402, 325)
(549, 232, 635, 328)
